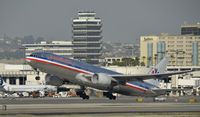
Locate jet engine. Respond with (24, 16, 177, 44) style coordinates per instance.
(45, 74, 63, 86)
(91, 73, 112, 86)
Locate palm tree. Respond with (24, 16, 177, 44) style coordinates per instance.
(154, 54, 158, 65)
(147, 56, 152, 67)
(142, 56, 146, 63)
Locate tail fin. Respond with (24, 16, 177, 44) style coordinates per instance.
(146, 57, 169, 88)
(148, 56, 169, 74)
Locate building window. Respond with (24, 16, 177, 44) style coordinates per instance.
(177, 41, 183, 43)
(168, 45, 174, 47)
(186, 41, 192, 43)
(186, 45, 192, 47)
(177, 45, 183, 47)
(9, 78, 16, 85)
(168, 41, 175, 44)
(19, 77, 27, 85)
(186, 49, 192, 51)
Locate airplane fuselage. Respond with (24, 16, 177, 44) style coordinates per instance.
(26, 53, 158, 97)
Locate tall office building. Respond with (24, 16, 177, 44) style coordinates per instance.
(140, 35, 200, 66)
(72, 11, 102, 64)
(181, 23, 200, 35)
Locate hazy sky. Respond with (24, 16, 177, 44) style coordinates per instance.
(0, 0, 200, 43)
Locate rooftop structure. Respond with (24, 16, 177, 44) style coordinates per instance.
(181, 22, 200, 35)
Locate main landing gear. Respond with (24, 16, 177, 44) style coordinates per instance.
(103, 92, 116, 100)
(76, 87, 89, 100)
(35, 69, 40, 80)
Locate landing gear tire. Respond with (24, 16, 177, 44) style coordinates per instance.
(82, 95, 89, 100)
(112, 96, 116, 100)
(103, 92, 116, 100)
(76, 90, 89, 100)
(80, 94, 89, 100)
(109, 95, 116, 100)
(35, 76, 40, 80)
(35, 69, 40, 80)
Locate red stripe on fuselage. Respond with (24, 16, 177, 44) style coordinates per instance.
(126, 83, 147, 92)
(26, 57, 92, 75)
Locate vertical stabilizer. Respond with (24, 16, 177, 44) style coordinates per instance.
(145, 57, 169, 87)
(149, 56, 169, 74)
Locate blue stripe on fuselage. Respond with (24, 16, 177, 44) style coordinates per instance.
(127, 81, 156, 90)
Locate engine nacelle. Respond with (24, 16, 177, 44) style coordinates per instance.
(91, 73, 112, 86)
(45, 74, 63, 86)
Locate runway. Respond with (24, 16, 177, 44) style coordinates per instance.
(0, 96, 199, 104)
(0, 97, 200, 116)
(1, 103, 200, 116)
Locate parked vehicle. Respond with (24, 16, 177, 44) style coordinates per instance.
(153, 97, 166, 102)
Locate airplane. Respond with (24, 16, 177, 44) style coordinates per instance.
(0, 77, 57, 94)
(25, 52, 192, 100)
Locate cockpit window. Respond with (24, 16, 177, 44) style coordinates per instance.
(30, 52, 51, 58)
(30, 53, 38, 57)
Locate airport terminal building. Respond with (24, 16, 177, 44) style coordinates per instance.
(0, 63, 46, 85)
(23, 41, 73, 58)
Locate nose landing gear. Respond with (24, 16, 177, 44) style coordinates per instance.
(35, 69, 40, 80)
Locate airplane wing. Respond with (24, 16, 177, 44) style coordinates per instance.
(110, 70, 193, 82)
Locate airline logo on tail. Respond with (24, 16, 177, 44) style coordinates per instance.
(148, 56, 169, 75)
(150, 68, 159, 74)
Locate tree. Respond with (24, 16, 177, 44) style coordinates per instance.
(147, 56, 152, 67)
(122, 58, 132, 66)
(134, 57, 140, 66)
(142, 56, 146, 63)
(140, 62, 145, 66)
(154, 54, 158, 65)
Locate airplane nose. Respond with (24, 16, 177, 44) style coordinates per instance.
(25, 57, 31, 62)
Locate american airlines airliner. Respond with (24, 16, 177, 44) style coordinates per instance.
(25, 52, 191, 100)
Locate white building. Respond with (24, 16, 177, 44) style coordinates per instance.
(104, 57, 123, 65)
(167, 66, 200, 96)
(0, 63, 46, 85)
(22, 41, 73, 58)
